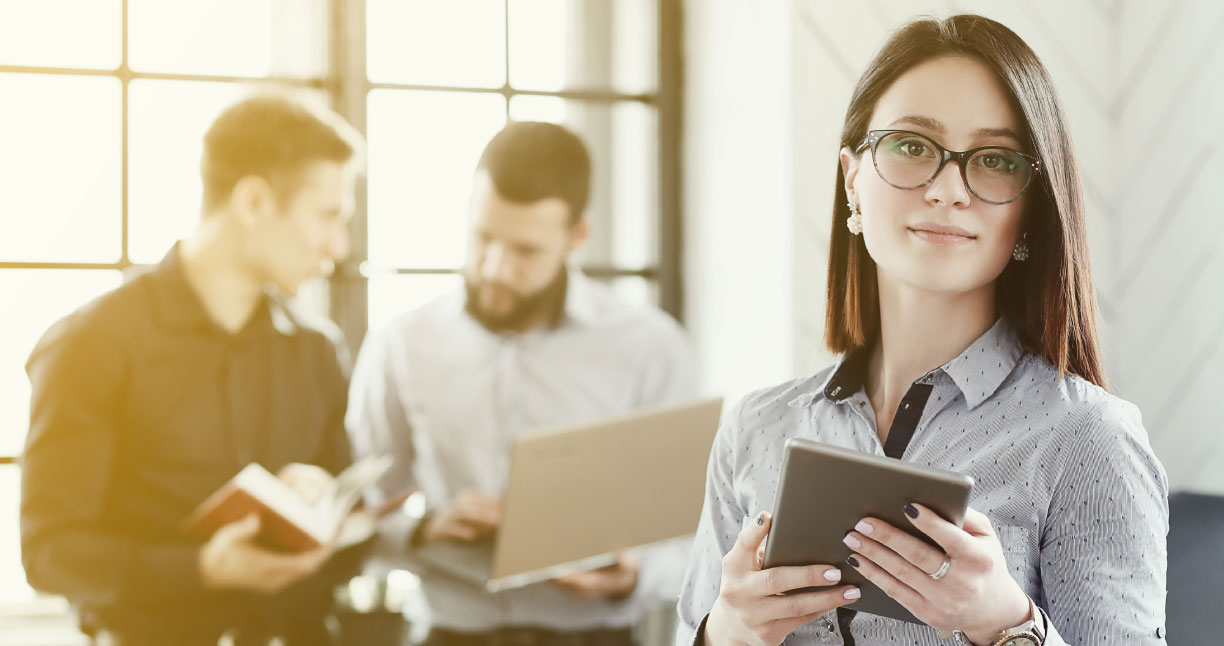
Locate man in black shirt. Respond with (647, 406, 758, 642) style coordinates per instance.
(21, 94, 365, 646)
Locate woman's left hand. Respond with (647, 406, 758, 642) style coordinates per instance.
(842, 504, 1031, 644)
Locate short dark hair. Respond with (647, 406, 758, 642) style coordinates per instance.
(476, 121, 591, 224)
(200, 93, 364, 213)
(825, 14, 1107, 389)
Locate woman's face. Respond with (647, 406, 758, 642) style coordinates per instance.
(842, 55, 1030, 296)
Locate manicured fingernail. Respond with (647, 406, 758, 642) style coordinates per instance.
(757, 512, 766, 526)
(823, 568, 842, 582)
(854, 520, 874, 535)
(843, 587, 861, 600)
(846, 556, 860, 568)
(843, 533, 862, 550)
(903, 503, 919, 519)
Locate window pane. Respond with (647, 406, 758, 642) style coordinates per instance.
(509, 97, 658, 268)
(128, 0, 327, 78)
(366, 0, 505, 88)
(127, 80, 245, 263)
(508, 94, 567, 123)
(1, 465, 32, 604)
(508, 0, 657, 94)
(367, 90, 506, 269)
(0, 463, 85, 632)
(367, 273, 463, 333)
(0, 270, 122, 457)
(0, 74, 121, 263)
(0, 0, 120, 69)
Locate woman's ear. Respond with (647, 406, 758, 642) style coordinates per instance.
(840, 146, 861, 205)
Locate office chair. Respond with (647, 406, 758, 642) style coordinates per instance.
(1165, 491, 1224, 643)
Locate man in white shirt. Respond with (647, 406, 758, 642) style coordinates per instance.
(347, 122, 697, 646)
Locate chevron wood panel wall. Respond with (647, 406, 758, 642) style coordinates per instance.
(789, 0, 1224, 493)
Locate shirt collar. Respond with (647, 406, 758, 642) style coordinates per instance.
(150, 242, 296, 336)
(560, 267, 599, 326)
(787, 350, 870, 409)
(938, 317, 1025, 410)
(150, 243, 212, 332)
(789, 317, 1026, 411)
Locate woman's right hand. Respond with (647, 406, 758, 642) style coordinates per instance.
(704, 511, 860, 646)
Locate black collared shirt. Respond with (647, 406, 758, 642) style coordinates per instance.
(20, 245, 352, 637)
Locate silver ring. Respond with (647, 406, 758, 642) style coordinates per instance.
(929, 558, 952, 580)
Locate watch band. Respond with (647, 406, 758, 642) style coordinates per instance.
(991, 596, 1045, 646)
(949, 596, 1046, 646)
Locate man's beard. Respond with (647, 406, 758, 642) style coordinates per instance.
(464, 268, 569, 333)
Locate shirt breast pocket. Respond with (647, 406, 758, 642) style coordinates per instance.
(995, 524, 1037, 592)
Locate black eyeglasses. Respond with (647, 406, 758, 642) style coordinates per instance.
(855, 130, 1041, 205)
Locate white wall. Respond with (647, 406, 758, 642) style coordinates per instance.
(686, 1, 1224, 493)
(683, 0, 795, 405)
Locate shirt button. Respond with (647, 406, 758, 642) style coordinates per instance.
(1156, 627, 1164, 639)
(902, 402, 911, 410)
(820, 618, 835, 632)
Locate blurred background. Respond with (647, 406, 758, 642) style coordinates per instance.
(1, 0, 1221, 643)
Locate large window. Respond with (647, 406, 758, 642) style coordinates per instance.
(346, 0, 677, 341)
(0, 0, 680, 625)
(0, 0, 331, 615)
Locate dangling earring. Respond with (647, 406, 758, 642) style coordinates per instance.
(846, 201, 863, 235)
(1012, 233, 1030, 261)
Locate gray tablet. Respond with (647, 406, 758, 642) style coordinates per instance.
(761, 438, 974, 624)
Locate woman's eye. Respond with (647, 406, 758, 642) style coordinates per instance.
(976, 152, 1015, 172)
(901, 142, 929, 156)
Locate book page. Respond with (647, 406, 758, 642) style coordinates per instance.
(316, 455, 394, 534)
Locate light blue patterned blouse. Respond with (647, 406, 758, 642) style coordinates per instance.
(677, 318, 1168, 645)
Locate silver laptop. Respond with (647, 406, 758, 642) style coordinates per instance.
(414, 397, 724, 592)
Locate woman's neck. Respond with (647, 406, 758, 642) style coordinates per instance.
(865, 274, 998, 441)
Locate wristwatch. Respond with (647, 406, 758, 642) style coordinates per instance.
(952, 596, 1046, 646)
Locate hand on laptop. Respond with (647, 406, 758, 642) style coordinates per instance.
(198, 514, 332, 593)
(420, 490, 502, 544)
(549, 551, 640, 600)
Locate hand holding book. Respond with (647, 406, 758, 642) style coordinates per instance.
(197, 513, 332, 593)
(183, 455, 408, 554)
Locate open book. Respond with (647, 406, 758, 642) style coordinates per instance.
(183, 455, 403, 553)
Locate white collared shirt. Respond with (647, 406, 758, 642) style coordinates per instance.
(347, 270, 698, 630)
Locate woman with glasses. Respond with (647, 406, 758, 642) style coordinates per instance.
(678, 14, 1167, 646)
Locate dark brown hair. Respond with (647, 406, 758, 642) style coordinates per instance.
(825, 14, 1107, 388)
(200, 93, 364, 213)
(477, 121, 592, 225)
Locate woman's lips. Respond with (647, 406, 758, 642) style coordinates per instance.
(908, 226, 975, 245)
